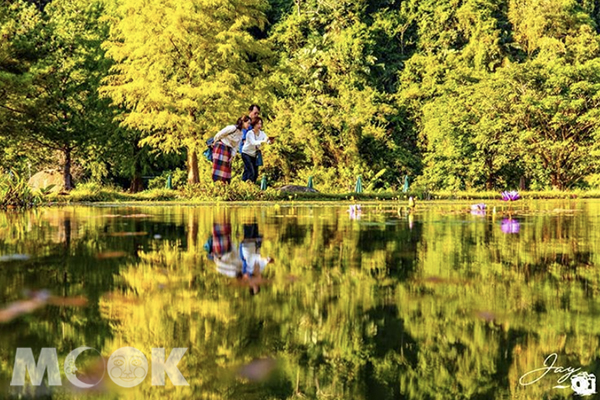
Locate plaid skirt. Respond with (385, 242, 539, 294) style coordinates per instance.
(212, 142, 233, 182)
(212, 223, 232, 256)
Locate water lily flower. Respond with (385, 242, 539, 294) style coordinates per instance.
(470, 203, 486, 216)
(501, 191, 520, 201)
(501, 218, 520, 234)
(348, 205, 361, 213)
(348, 205, 362, 220)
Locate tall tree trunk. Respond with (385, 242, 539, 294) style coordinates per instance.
(187, 149, 199, 185)
(551, 173, 562, 191)
(130, 147, 144, 193)
(485, 156, 494, 190)
(63, 147, 74, 191)
(129, 172, 144, 193)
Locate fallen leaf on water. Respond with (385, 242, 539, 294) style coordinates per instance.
(421, 276, 467, 285)
(0, 299, 46, 323)
(237, 358, 277, 382)
(0, 290, 50, 323)
(95, 251, 127, 259)
(474, 310, 496, 323)
(109, 232, 147, 237)
(122, 214, 154, 218)
(552, 209, 577, 214)
(0, 291, 88, 323)
(0, 254, 31, 262)
(48, 296, 88, 307)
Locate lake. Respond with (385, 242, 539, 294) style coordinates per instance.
(1, 200, 599, 399)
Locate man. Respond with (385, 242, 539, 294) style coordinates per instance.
(239, 104, 260, 158)
(248, 104, 260, 120)
(238, 223, 273, 295)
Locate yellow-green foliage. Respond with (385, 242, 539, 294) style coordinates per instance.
(182, 181, 280, 202)
(100, 0, 270, 154)
(0, 172, 42, 209)
(2, 201, 600, 399)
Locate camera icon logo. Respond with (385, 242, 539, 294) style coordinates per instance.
(571, 372, 596, 396)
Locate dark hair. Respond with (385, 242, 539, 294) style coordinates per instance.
(235, 115, 251, 130)
(251, 117, 262, 127)
(248, 104, 260, 113)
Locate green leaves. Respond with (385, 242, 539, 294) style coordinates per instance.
(101, 0, 270, 151)
(3, 0, 600, 191)
(0, 171, 42, 209)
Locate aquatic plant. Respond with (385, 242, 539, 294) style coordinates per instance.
(348, 204, 362, 220)
(501, 191, 520, 201)
(501, 218, 520, 234)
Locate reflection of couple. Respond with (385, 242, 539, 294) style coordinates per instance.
(207, 222, 273, 295)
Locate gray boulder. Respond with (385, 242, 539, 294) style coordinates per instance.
(278, 185, 318, 193)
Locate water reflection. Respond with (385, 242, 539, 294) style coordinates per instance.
(209, 221, 273, 295)
(501, 218, 521, 234)
(0, 201, 598, 399)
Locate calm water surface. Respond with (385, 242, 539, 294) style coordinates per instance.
(1, 200, 599, 399)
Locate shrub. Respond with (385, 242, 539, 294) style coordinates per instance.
(67, 182, 127, 202)
(130, 189, 179, 201)
(182, 180, 281, 201)
(148, 169, 187, 190)
(0, 171, 42, 209)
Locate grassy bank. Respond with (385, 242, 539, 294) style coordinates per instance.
(44, 182, 600, 204)
(4, 176, 600, 208)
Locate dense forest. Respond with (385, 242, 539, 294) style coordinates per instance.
(2, 0, 600, 193)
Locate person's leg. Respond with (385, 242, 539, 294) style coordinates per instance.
(246, 155, 257, 183)
(248, 156, 258, 183)
(242, 153, 254, 182)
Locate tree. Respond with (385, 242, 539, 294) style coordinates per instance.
(419, 74, 521, 190)
(0, 1, 44, 174)
(100, 0, 270, 185)
(401, 0, 600, 190)
(2, 0, 116, 191)
(265, 0, 418, 188)
(508, 57, 600, 189)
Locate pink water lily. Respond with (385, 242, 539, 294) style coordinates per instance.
(501, 218, 520, 234)
(501, 191, 520, 201)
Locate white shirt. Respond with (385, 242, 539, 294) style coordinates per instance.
(214, 251, 242, 278)
(241, 241, 270, 276)
(242, 130, 268, 157)
(214, 125, 242, 157)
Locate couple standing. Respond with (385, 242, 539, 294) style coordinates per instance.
(212, 104, 274, 184)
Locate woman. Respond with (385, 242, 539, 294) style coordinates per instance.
(241, 117, 274, 183)
(212, 116, 251, 183)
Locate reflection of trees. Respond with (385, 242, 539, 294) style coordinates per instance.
(91, 206, 424, 399)
(396, 201, 600, 399)
(1, 202, 600, 399)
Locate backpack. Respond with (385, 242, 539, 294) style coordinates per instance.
(203, 138, 215, 162)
